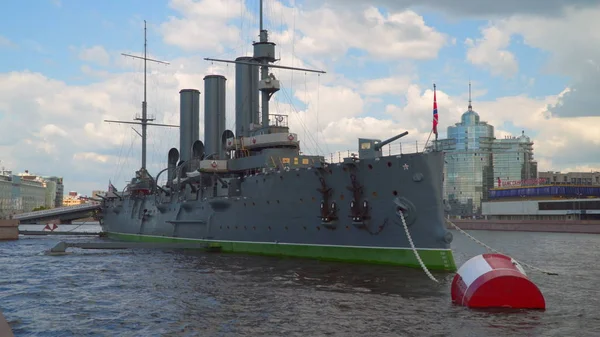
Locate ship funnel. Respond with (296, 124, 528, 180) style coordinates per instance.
(167, 147, 179, 184)
(204, 75, 227, 159)
(235, 56, 259, 137)
(179, 89, 200, 164)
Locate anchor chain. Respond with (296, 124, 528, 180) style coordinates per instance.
(398, 210, 439, 283)
(445, 219, 558, 276)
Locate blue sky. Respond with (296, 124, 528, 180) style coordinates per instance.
(0, 0, 565, 99)
(0, 0, 598, 194)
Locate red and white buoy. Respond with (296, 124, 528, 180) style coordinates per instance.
(451, 253, 545, 310)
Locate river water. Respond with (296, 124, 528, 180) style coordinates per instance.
(1, 227, 599, 336)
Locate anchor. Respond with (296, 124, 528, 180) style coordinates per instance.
(346, 173, 371, 229)
(317, 177, 338, 229)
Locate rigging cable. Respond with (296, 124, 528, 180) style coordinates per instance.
(316, 73, 318, 148)
(280, 88, 324, 156)
(304, 72, 307, 151)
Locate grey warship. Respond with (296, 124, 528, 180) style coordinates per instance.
(99, 3, 457, 271)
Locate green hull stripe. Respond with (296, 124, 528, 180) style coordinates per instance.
(106, 232, 457, 272)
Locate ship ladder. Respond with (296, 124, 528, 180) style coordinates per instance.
(270, 156, 277, 169)
(234, 135, 239, 157)
(239, 136, 250, 158)
(398, 210, 439, 283)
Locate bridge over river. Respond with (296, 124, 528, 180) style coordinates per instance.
(12, 203, 101, 224)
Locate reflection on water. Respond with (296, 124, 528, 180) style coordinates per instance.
(0, 230, 599, 336)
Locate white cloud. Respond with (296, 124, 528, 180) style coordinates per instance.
(80, 65, 111, 78)
(273, 3, 447, 61)
(39, 124, 68, 138)
(160, 0, 446, 61)
(73, 152, 110, 163)
(0, 68, 180, 192)
(160, 0, 246, 53)
(385, 84, 600, 172)
(321, 0, 598, 18)
(362, 77, 413, 96)
(465, 25, 518, 77)
(467, 5, 600, 117)
(2, 0, 600, 195)
(76, 45, 111, 66)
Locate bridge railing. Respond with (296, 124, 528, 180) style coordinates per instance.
(12, 203, 101, 219)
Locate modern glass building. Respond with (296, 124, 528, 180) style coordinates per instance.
(492, 132, 537, 187)
(43, 176, 64, 207)
(432, 98, 494, 215)
(429, 87, 537, 216)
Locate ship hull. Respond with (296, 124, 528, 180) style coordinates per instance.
(105, 231, 455, 270)
(101, 151, 457, 271)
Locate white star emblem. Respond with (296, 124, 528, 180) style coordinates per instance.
(403, 163, 409, 170)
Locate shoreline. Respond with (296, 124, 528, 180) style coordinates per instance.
(447, 219, 600, 234)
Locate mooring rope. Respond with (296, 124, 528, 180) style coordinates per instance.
(445, 219, 558, 276)
(398, 210, 439, 283)
(65, 223, 85, 232)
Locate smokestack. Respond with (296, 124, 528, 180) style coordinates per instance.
(204, 75, 227, 159)
(179, 89, 200, 163)
(235, 56, 259, 137)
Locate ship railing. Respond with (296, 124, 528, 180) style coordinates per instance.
(323, 141, 431, 164)
(269, 114, 288, 128)
(155, 156, 224, 191)
(166, 158, 202, 191)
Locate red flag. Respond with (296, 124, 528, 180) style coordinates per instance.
(433, 84, 438, 135)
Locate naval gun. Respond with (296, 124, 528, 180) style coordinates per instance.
(358, 131, 409, 159)
(374, 131, 409, 152)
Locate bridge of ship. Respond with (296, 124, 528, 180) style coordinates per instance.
(12, 203, 101, 224)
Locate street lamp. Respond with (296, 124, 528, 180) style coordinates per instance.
(575, 192, 583, 220)
(519, 194, 527, 219)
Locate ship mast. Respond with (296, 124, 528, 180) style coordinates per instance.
(204, 0, 325, 131)
(104, 20, 178, 172)
(258, 0, 273, 127)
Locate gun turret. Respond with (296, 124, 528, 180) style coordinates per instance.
(358, 131, 409, 160)
(374, 131, 409, 151)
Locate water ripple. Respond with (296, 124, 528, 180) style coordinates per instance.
(1, 231, 600, 336)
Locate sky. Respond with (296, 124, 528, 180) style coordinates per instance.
(1, 0, 599, 195)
